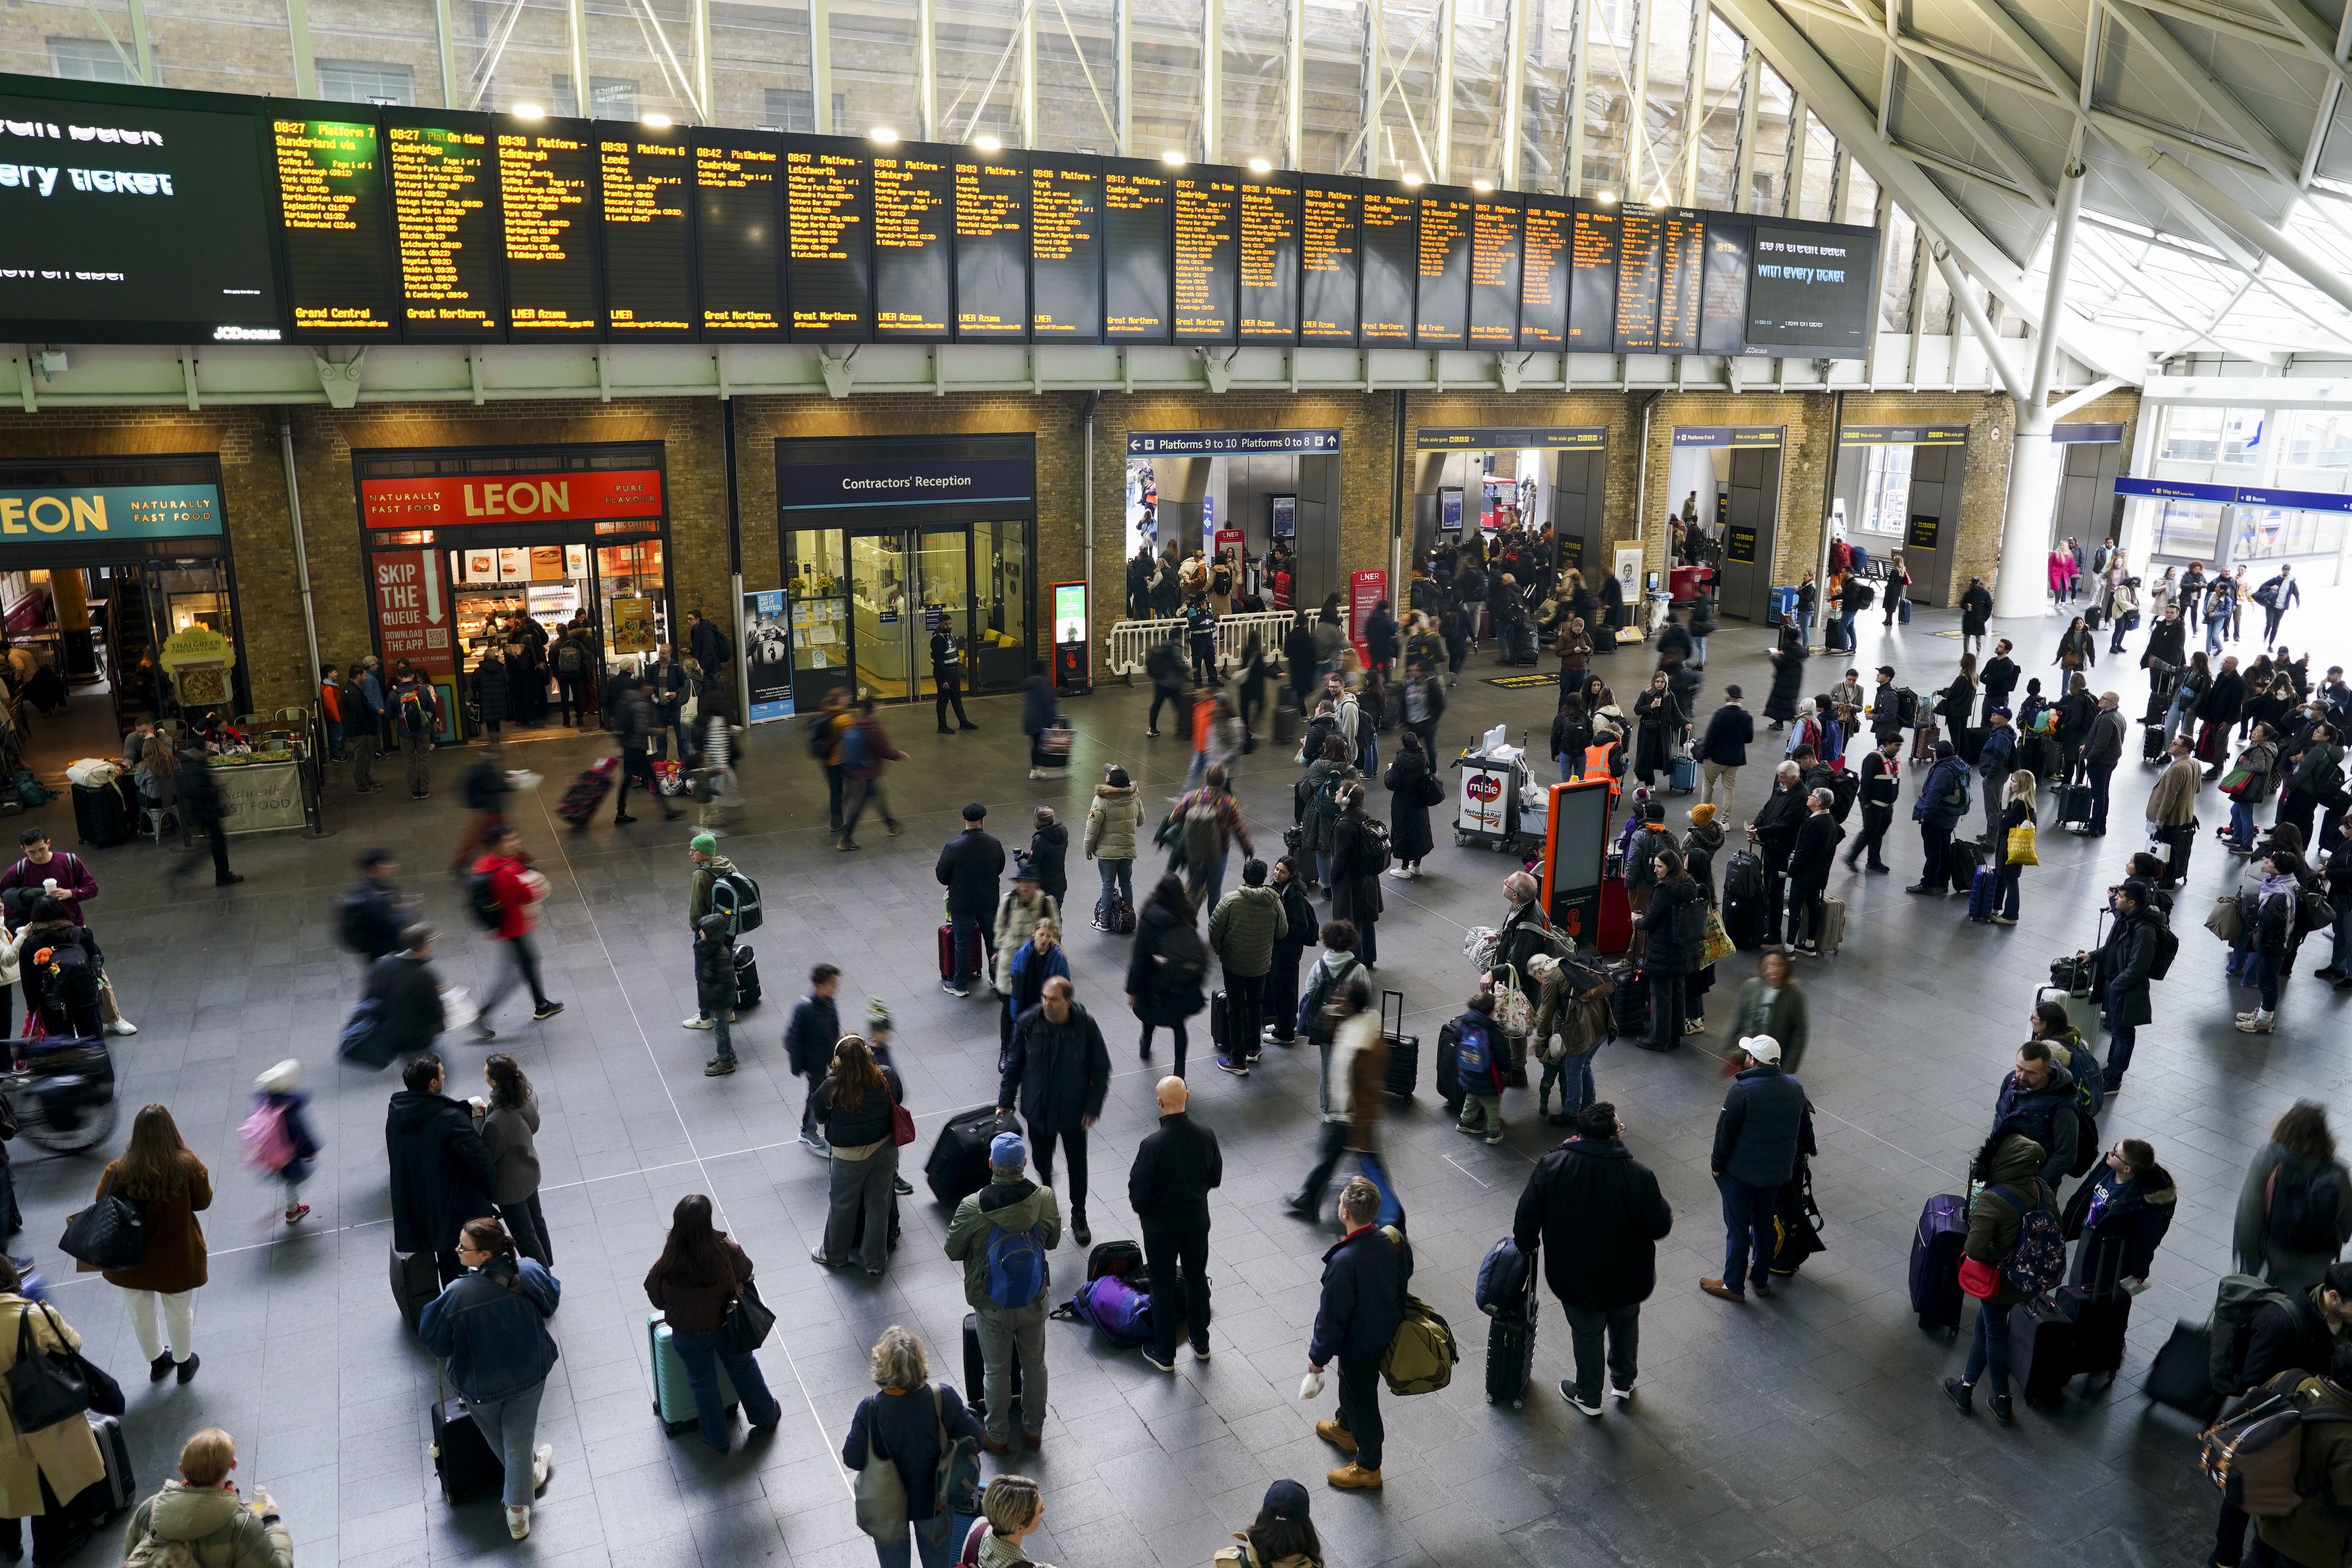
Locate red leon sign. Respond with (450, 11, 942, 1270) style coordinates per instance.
(359, 468, 665, 527)
(372, 551, 457, 679)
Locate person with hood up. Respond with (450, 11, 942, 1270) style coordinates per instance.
(1513, 1101, 1673, 1416)
(999, 976, 1113, 1250)
(1526, 951, 1610, 1123)
(2234, 1101, 2352, 1295)
(1987, 1041, 2079, 1189)
(419, 1217, 559, 1539)
(1700, 1036, 1815, 1303)
(1028, 807, 1068, 909)
(1084, 765, 1146, 926)
(1941, 1132, 2057, 1428)
(118, 1427, 290, 1568)
(946, 1134, 1061, 1454)
(2060, 1137, 2176, 1296)
(1209, 859, 1287, 1076)
(1128, 875, 1208, 1077)
(386, 1053, 500, 1285)
(248, 1059, 321, 1226)
(1632, 849, 1705, 1049)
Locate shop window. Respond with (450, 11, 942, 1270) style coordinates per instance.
(596, 542, 667, 669)
(975, 520, 1028, 687)
(2151, 498, 2224, 559)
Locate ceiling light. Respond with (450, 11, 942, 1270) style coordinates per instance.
(513, 102, 545, 120)
(1472, 178, 1493, 192)
(871, 125, 899, 145)
(1648, 186, 1670, 206)
(1400, 170, 1423, 187)
(1161, 149, 1186, 166)
(1248, 157, 1272, 173)
(975, 133, 1001, 152)
(642, 111, 672, 128)
(1595, 189, 1617, 203)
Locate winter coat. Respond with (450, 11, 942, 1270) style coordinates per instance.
(121, 1480, 292, 1568)
(1021, 675, 1057, 739)
(1128, 902, 1206, 1027)
(2234, 1141, 2352, 1289)
(1959, 585, 1992, 636)
(1085, 785, 1145, 862)
(1787, 811, 1843, 889)
(1309, 1224, 1413, 1367)
(2148, 755, 2202, 828)
(1299, 758, 1349, 855)
(1513, 1137, 1673, 1312)
(1208, 884, 1287, 980)
(1710, 1066, 1815, 1187)
(814, 1067, 904, 1150)
(476, 850, 545, 942)
(363, 951, 448, 1059)
(2090, 901, 2163, 1030)
(841, 1387, 985, 1527)
(1128, 1111, 1223, 1227)
(472, 657, 511, 725)
(1029, 820, 1070, 899)
(1273, 879, 1319, 959)
(993, 890, 1061, 995)
(1764, 646, 1806, 723)
(2061, 1162, 2177, 1293)
(945, 1172, 1062, 1312)
(1002, 940, 1069, 1030)
(643, 1236, 757, 1337)
(1750, 783, 1808, 860)
(1682, 820, 1726, 905)
(418, 1254, 561, 1403)
(1915, 756, 1972, 831)
(1724, 977, 1809, 1076)
(1638, 875, 1707, 978)
(0, 1297, 105, 1518)
(2249, 1371, 2352, 1568)
(1697, 703, 1753, 767)
(1990, 1065, 2080, 1188)
(478, 1092, 542, 1206)
(385, 1089, 500, 1255)
(1328, 809, 1385, 928)
(1382, 748, 1438, 863)
(999, 1003, 1112, 1135)
(937, 829, 1008, 920)
(174, 751, 225, 828)
(92, 1151, 210, 1293)
(1965, 1134, 2057, 1307)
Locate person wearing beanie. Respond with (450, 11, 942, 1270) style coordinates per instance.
(683, 834, 741, 1031)
(944, 1131, 1061, 1454)
(1224, 1478, 1322, 1568)
(1086, 764, 1146, 928)
(863, 1001, 917, 1196)
(249, 1060, 321, 1225)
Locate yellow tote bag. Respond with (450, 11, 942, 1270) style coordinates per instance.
(2007, 820, 2039, 866)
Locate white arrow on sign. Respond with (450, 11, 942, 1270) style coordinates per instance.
(424, 558, 443, 627)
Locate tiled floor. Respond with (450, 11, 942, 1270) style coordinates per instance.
(14, 590, 2342, 1568)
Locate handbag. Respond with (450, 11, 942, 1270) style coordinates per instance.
(1491, 966, 1534, 1037)
(2218, 765, 2255, 798)
(58, 1193, 146, 1270)
(4, 1303, 91, 1432)
(851, 1403, 910, 1542)
(1701, 907, 1735, 966)
(931, 1387, 981, 1519)
(2005, 821, 2039, 866)
(1957, 1256, 2001, 1300)
(890, 1102, 917, 1148)
(718, 1268, 777, 1356)
(2206, 893, 2244, 943)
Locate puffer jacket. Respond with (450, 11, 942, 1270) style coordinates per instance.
(121, 1481, 292, 1568)
(1208, 883, 1287, 980)
(1965, 1134, 2057, 1307)
(2061, 1162, 2178, 1293)
(417, 1254, 561, 1402)
(1638, 875, 1707, 978)
(993, 890, 1060, 995)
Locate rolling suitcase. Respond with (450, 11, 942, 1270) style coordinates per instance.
(1209, 989, 1229, 1053)
(1910, 721, 1940, 761)
(2036, 983, 2099, 1045)
(926, 1105, 1024, 1208)
(2071, 1288, 2131, 1379)
(963, 1311, 1023, 1424)
(1909, 1194, 1968, 1336)
(431, 1392, 505, 1500)
(1595, 875, 1632, 954)
(2059, 782, 2093, 826)
(66, 1412, 133, 1526)
(1483, 1293, 1538, 1408)
(649, 1311, 738, 1434)
(555, 757, 617, 830)
(938, 922, 986, 985)
(391, 1246, 439, 1334)
(1667, 753, 1698, 795)
(733, 946, 761, 1011)
(2142, 722, 2166, 764)
(1435, 1019, 1463, 1116)
(2010, 1291, 2081, 1405)
(1968, 865, 1999, 923)
(2145, 1319, 2222, 1419)
(1946, 837, 1983, 895)
(1380, 990, 1419, 1098)
(71, 781, 132, 849)
(1609, 966, 1649, 1041)
(1722, 889, 1767, 951)
(1815, 896, 1846, 956)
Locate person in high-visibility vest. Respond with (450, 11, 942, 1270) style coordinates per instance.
(1584, 728, 1624, 795)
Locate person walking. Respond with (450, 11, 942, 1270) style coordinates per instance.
(932, 623, 979, 734)
(474, 1054, 551, 1266)
(811, 1035, 906, 1276)
(360, 922, 449, 1062)
(118, 1427, 290, 1568)
(642, 1193, 783, 1452)
(165, 740, 240, 888)
(1513, 1101, 1672, 1417)
(93, 1104, 210, 1384)
(999, 917, 1070, 1074)
(1085, 764, 1144, 927)
(938, 805, 1007, 999)
(1282, 929, 1377, 1221)
(611, 675, 681, 825)
(1129, 1076, 1222, 1371)
(339, 849, 411, 967)
(841, 1327, 985, 1568)
(1209, 861, 1285, 1076)
(470, 825, 562, 1034)
(785, 964, 843, 1156)
(1165, 765, 1252, 911)
(838, 697, 909, 850)
(2235, 1101, 2352, 1294)
(386, 1052, 500, 1286)
(2255, 564, 2302, 647)
(1307, 1175, 1410, 1491)
(419, 1217, 559, 1539)
(945, 1133, 1059, 1456)
(449, 741, 514, 874)
(1722, 951, 1809, 1076)
(1699, 1036, 1814, 1304)
(248, 1059, 321, 1226)
(1940, 1133, 2056, 1428)
(1128, 875, 1208, 1076)
(1695, 686, 1752, 810)
(999, 976, 1111, 1250)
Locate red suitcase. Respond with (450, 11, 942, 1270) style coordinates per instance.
(555, 756, 618, 830)
(938, 923, 986, 985)
(1595, 874, 1632, 954)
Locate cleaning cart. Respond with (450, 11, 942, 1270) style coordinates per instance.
(1453, 725, 1540, 853)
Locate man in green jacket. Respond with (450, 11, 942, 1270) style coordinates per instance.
(1209, 858, 1288, 1076)
(944, 1132, 1062, 1456)
(123, 1428, 293, 1568)
(2247, 1343, 2352, 1568)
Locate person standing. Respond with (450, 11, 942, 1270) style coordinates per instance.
(938, 804, 1007, 999)
(1260, 859, 1321, 1052)
(1747, 761, 1806, 934)
(1905, 741, 1972, 896)
(785, 964, 843, 1156)
(1209, 860, 1286, 1076)
(682, 833, 742, 1032)
(1695, 686, 1752, 810)
(95, 1102, 211, 1383)
(999, 976, 1112, 1250)
(389, 667, 442, 800)
(1307, 1176, 1410, 1491)
(1842, 734, 1901, 874)
(1990, 770, 2036, 927)
(945, 1134, 1059, 1456)
(348, 656, 386, 792)
(470, 825, 562, 1034)
(643, 1194, 783, 1453)
(2234, 1101, 2352, 1295)
(811, 1036, 906, 1276)
(841, 1327, 985, 1568)
(685, 608, 731, 697)
(1939, 1134, 2055, 1428)
(1783, 792, 1842, 954)
(1699, 1036, 1814, 1303)
(387, 1053, 500, 1285)
(1512, 1101, 1671, 1417)
(2071, 690, 2127, 838)
(1634, 849, 1705, 1046)
(475, 1054, 552, 1266)
(1976, 706, 2017, 844)
(1128, 1076, 1222, 1372)
(117, 1426, 290, 1568)
(1085, 764, 1144, 926)
(2147, 733, 2203, 890)
(1382, 730, 1439, 880)
(419, 1217, 559, 1539)
(2082, 878, 2163, 1093)
(1328, 784, 1385, 968)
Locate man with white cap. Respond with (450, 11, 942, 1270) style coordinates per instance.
(944, 1129, 1061, 1456)
(1699, 1034, 1815, 1304)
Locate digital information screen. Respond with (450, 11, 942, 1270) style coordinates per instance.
(694, 129, 783, 337)
(1030, 158, 1101, 340)
(1414, 189, 1473, 349)
(1612, 202, 1662, 353)
(872, 149, 953, 339)
(386, 117, 500, 336)
(599, 129, 695, 335)
(1656, 209, 1705, 354)
(497, 122, 600, 336)
(1238, 173, 1299, 344)
(954, 157, 1027, 339)
(0, 89, 283, 342)
(1517, 197, 1568, 350)
(1299, 179, 1359, 346)
(786, 140, 870, 341)
(1468, 197, 1520, 348)
(1174, 173, 1238, 342)
(272, 114, 397, 336)
(1359, 184, 1417, 343)
(1749, 221, 1879, 358)
(1102, 162, 1172, 342)
(1566, 204, 1618, 349)
(1699, 215, 1750, 357)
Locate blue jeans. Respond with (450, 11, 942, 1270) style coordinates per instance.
(1693, 633, 1708, 665)
(2229, 799, 2256, 847)
(1315, 849, 1333, 889)
(1715, 1174, 1778, 1293)
(1539, 1050, 1595, 1115)
(669, 1325, 783, 1452)
(465, 1379, 547, 1509)
(951, 912, 986, 990)
(1096, 857, 1134, 911)
(2163, 690, 2191, 744)
(873, 1509, 972, 1568)
(1963, 1299, 2014, 1396)
(2207, 616, 2227, 654)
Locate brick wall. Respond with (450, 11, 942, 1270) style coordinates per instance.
(1639, 391, 1836, 587)
(1836, 390, 2017, 595)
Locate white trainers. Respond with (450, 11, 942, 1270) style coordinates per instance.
(1388, 866, 1413, 879)
(103, 1018, 137, 1036)
(682, 1015, 715, 1031)
(532, 1444, 552, 1494)
(2236, 1010, 2276, 1033)
(507, 1507, 531, 1540)
(1609, 1382, 1636, 1404)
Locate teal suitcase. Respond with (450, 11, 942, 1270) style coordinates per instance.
(649, 1311, 739, 1435)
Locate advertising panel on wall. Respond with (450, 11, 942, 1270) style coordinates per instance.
(743, 589, 794, 722)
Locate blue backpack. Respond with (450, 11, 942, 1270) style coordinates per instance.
(981, 1221, 1047, 1309)
(1456, 1016, 1492, 1076)
(840, 721, 873, 770)
(1988, 1184, 2066, 1297)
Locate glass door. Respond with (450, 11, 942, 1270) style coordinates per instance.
(847, 527, 974, 702)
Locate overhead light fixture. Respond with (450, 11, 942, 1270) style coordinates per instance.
(1248, 157, 1272, 173)
(871, 125, 899, 145)
(1161, 149, 1186, 166)
(642, 111, 672, 128)
(513, 102, 545, 120)
(975, 133, 1001, 152)
(1649, 186, 1670, 206)
(1472, 178, 1493, 192)
(1594, 188, 1617, 203)
(1400, 170, 1423, 187)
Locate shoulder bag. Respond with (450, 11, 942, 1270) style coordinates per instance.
(718, 1261, 777, 1356)
(931, 1387, 981, 1520)
(4, 1302, 91, 1432)
(2005, 820, 2039, 866)
(58, 1192, 146, 1270)
(850, 1402, 909, 1543)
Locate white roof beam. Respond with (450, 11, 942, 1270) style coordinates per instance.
(2104, 2, 2306, 183)
(2139, 146, 2352, 316)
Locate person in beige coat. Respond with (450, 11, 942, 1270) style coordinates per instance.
(90, 1104, 211, 1384)
(2144, 732, 2203, 890)
(1084, 765, 1146, 924)
(0, 1263, 107, 1562)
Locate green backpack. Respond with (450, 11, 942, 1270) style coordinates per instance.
(1376, 1227, 1459, 1396)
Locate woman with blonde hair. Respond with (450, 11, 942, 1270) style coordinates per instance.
(92, 1102, 210, 1385)
(841, 1326, 983, 1568)
(1985, 768, 2038, 928)
(812, 1036, 905, 1274)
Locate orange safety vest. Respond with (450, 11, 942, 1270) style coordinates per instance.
(1584, 742, 1621, 794)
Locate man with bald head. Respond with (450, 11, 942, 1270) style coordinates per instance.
(1128, 1074, 1224, 1373)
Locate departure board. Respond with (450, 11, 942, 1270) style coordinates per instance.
(693, 128, 783, 338)
(1173, 172, 1238, 342)
(385, 115, 500, 337)
(1237, 173, 1299, 344)
(1102, 161, 1172, 342)
(599, 127, 695, 336)
(1359, 183, 1417, 343)
(1030, 157, 1101, 340)
(271, 115, 397, 337)
(872, 148, 953, 339)
(1566, 204, 1618, 348)
(1613, 202, 1662, 353)
(1656, 209, 1705, 354)
(1699, 215, 1750, 357)
(1414, 189, 1472, 348)
(1299, 178, 1360, 345)
(1517, 197, 1569, 349)
(786, 139, 869, 341)
(497, 118, 601, 336)
(1467, 197, 1520, 348)
(954, 156, 1027, 339)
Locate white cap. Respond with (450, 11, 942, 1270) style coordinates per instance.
(255, 1058, 302, 1094)
(1739, 1034, 1782, 1066)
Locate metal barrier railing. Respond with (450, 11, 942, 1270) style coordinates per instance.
(1105, 612, 1299, 681)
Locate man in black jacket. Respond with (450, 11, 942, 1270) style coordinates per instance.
(1702, 1036, 1815, 1303)
(1981, 639, 2020, 715)
(1308, 1175, 1411, 1490)
(1869, 666, 1908, 745)
(1843, 736, 1901, 873)
(784, 964, 841, 1155)
(1695, 685, 1753, 810)
(359, 923, 449, 1066)
(999, 976, 1112, 1247)
(340, 849, 411, 967)
(1129, 1076, 1224, 1371)
(385, 1052, 499, 1284)
(1514, 1102, 1672, 1416)
(938, 803, 1007, 997)
(2084, 880, 2164, 1092)
(2075, 691, 2129, 837)
(1784, 789, 1843, 953)
(1747, 762, 1806, 939)
(1989, 1042, 2080, 1188)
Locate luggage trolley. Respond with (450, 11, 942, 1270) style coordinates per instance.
(1451, 725, 1541, 853)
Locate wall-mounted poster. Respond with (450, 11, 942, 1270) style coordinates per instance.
(1439, 487, 1464, 532)
(464, 548, 498, 583)
(743, 589, 793, 722)
(565, 544, 589, 578)
(530, 546, 566, 581)
(497, 547, 529, 582)
(610, 595, 657, 654)
(1270, 494, 1296, 537)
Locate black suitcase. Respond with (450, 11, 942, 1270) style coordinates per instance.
(926, 1105, 1024, 1208)
(1380, 990, 1417, 1098)
(2071, 1287, 2131, 1378)
(2059, 782, 2093, 825)
(1435, 1019, 1462, 1115)
(71, 781, 132, 849)
(1610, 966, 1649, 1041)
(1209, 989, 1229, 1051)
(964, 1310, 1023, 1424)
(734, 946, 761, 1011)
(66, 1412, 133, 1525)
(2146, 1319, 2222, 1419)
(1484, 1300, 1538, 1408)
(2010, 1291, 2081, 1405)
(431, 1394, 505, 1500)
(1945, 837, 1983, 894)
(392, 1245, 439, 1334)
(2142, 722, 2166, 764)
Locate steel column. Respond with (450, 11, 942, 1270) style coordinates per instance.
(432, 0, 457, 107)
(1285, 0, 1304, 167)
(1500, 0, 1527, 188)
(568, 0, 589, 116)
(810, 0, 832, 133)
(1433, 0, 1456, 182)
(128, 0, 154, 85)
(288, 0, 317, 98)
(1202, 0, 1222, 160)
(693, 0, 712, 121)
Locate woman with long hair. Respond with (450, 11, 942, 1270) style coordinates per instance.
(94, 1102, 210, 1384)
(2234, 1101, 2352, 1292)
(0, 1256, 107, 1563)
(2164, 649, 2212, 746)
(644, 1193, 783, 1452)
(1221, 1480, 1322, 1568)
(1382, 729, 1438, 878)
(812, 1036, 905, 1274)
(1989, 768, 2036, 927)
(2054, 615, 2096, 674)
(419, 1217, 559, 1539)
(477, 1053, 551, 1266)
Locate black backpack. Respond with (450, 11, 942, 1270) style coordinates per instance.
(1150, 920, 1209, 1016)
(463, 869, 506, 930)
(555, 640, 585, 676)
(1894, 687, 1921, 728)
(2269, 1162, 2346, 1255)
